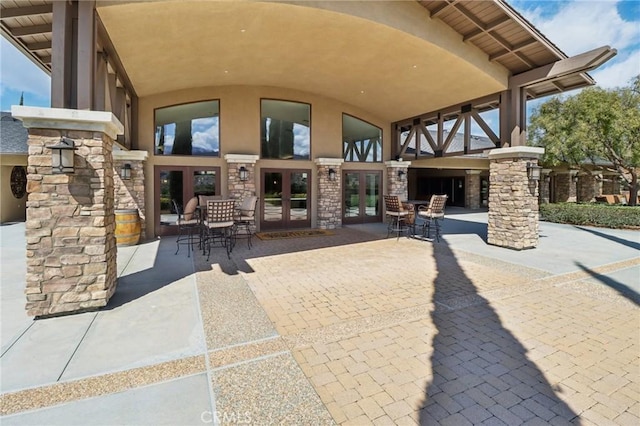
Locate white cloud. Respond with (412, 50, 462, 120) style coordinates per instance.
(521, 1, 640, 56)
(590, 52, 640, 89)
(0, 38, 50, 98)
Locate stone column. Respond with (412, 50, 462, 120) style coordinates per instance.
(113, 150, 148, 238)
(315, 158, 343, 229)
(385, 160, 411, 199)
(224, 154, 259, 201)
(487, 147, 544, 250)
(12, 106, 123, 317)
(577, 172, 598, 203)
(601, 173, 619, 194)
(554, 171, 576, 203)
(465, 170, 482, 209)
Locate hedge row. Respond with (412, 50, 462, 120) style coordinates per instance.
(539, 203, 640, 229)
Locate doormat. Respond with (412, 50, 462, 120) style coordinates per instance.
(255, 229, 335, 240)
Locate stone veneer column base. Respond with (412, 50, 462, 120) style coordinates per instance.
(225, 154, 259, 201)
(315, 158, 343, 229)
(13, 106, 123, 317)
(385, 160, 411, 199)
(487, 147, 543, 250)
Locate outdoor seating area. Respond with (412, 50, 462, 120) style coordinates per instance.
(171, 195, 259, 260)
(595, 194, 639, 205)
(384, 194, 449, 242)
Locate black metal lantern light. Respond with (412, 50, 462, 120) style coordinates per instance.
(121, 163, 132, 180)
(48, 137, 76, 174)
(526, 162, 542, 183)
(328, 168, 337, 181)
(398, 170, 406, 181)
(239, 166, 249, 181)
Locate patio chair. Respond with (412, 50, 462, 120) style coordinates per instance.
(417, 194, 448, 242)
(202, 199, 236, 261)
(234, 195, 258, 249)
(384, 195, 410, 240)
(172, 197, 200, 257)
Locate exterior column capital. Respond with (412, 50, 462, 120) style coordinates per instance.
(384, 160, 411, 168)
(487, 146, 544, 160)
(224, 154, 259, 164)
(11, 106, 123, 140)
(113, 150, 148, 162)
(314, 158, 344, 167)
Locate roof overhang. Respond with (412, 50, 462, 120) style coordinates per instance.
(1, 0, 614, 121)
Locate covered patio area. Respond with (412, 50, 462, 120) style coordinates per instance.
(2, 211, 638, 424)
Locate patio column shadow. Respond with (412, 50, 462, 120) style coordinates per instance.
(419, 240, 579, 425)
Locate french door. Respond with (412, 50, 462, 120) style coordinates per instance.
(154, 166, 219, 236)
(261, 169, 311, 230)
(342, 171, 382, 224)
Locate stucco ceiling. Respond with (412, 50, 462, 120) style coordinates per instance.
(95, 1, 506, 122)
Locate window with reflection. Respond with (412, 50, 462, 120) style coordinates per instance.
(155, 100, 220, 156)
(343, 114, 382, 162)
(261, 99, 310, 160)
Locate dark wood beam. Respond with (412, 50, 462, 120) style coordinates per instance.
(76, 0, 95, 110)
(489, 38, 537, 61)
(11, 23, 52, 37)
(0, 4, 53, 19)
(463, 15, 511, 42)
(430, 0, 458, 18)
(26, 40, 52, 51)
(51, 1, 72, 108)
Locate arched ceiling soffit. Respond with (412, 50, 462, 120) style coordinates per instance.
(96, 0, 508, 122)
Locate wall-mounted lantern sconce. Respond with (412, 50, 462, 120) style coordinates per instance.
(239, 166, 249, 181)
(328, 168, 337, 181)
(120, 163, 132, 180)
(48, 137, 76, 174)
(571, 174, 579, 183)
(398, 170, 406, 181)
(543, 174, 551, 183)
(526, 162, 541, 183)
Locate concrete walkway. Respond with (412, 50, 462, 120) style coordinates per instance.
(1, 210, 638, 425)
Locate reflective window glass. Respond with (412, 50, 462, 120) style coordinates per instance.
(343, 114, 382, 163)
(261, 100, 310, 160)
(155, 100, 220, 156)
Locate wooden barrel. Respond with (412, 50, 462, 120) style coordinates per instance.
(115, 209, 141, 246)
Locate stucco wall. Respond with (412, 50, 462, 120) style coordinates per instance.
(1, 155, 28, 223)
(138, 85, 389, 239)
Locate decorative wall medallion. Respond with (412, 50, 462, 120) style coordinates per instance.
(10, 166, 27, 199)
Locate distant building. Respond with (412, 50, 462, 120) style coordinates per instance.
(0, 111, 28, 222)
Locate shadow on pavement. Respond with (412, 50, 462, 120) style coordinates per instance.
(574, 225, 640, 251)
(575, 261, 639, 306)
(419, 240, 578, 424)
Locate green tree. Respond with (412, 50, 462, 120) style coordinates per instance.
(528, 76, 640, 206)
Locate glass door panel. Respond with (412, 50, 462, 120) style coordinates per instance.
(261, 169, 311, 229)
(365, 173, 380, 218)
(289, 172, 308, 223)
(343, 170, 382, 224)
(155, 166, 219, 236)
(263, 172, 283, 224)
(344, 173, 361, 218)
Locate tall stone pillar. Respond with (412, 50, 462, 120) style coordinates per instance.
(385, 160, 411, 199)
(577, 172, 598, 203)
(465, 170, 482, 209)
(12, 106, 123, 317)
(487, 147, 544, 250)
(113, 150, 148, 238)
(554, 171, 577, 202)
(315, 158, 344, 229)
(224, 154, 259, 201)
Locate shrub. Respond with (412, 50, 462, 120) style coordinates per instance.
(539, 203, 640, 229)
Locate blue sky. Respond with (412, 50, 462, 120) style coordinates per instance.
(1, 0, 638, 114)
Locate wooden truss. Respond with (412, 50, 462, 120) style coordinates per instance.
(394, 94, 502, 159)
